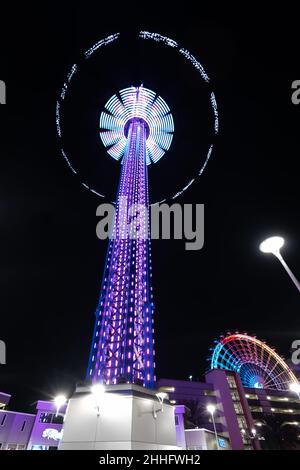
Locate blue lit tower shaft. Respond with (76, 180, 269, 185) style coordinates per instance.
(87, 112, 155, 388)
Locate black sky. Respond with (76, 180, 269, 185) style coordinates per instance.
(0, 7, 300, 412)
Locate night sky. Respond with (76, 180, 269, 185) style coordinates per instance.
(1, 7, 300, 412)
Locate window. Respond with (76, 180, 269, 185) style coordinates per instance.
(52, 414, 63, 424)
(39, 412, 63, 424)
(268, 395, 300, 404)
(39, 412, 52, 424)
(271, 407, 299, 414)
(226, 375, 237, 389)
(249, 406, 263, 412)
(1, 414, 6, 426)
(17, 445, 25, 450)
(245, 393, 258, 400)
(242, 434, 251, 445)
(237, 416, 247, 429)
(204, 390, 215, 397)
(231, 390, 241, 401)
(175, 415, 179, 426)
(233, 402, 244, 414)
(6, 444, 17, 450)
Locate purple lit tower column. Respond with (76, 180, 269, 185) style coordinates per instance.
(87, 86, 174, 388)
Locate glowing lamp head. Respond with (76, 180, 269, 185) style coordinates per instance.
(207, 404, 216, 415)
(290, 382, 300, 395)
(54, 394, 67, 408)
(155, 391, 168, 415)
(156, 392, 168, 402)
(91, 383, 105, 397)
(259, 236, 284, 255)
(54, 394, 67, 416)
(90, 384, 105, 416)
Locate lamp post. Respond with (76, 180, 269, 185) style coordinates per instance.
(153, 392, 168, 419)
(207, 404, 219, 450)
(54, 395, 67, 417)
(90, 384, 105, 449)
(259, 236, 300, 294)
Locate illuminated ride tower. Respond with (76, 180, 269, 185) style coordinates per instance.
(87, 86, 174, 388)
(57, 32, 218, 450)
(59, 86, 178, 450)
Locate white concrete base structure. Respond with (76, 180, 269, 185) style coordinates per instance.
(59, 384, 180, 450)
(185, 428, 231, 450)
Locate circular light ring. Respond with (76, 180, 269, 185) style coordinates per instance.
(56, 31, 218, 202)
(99, 86, 174, 165)
(210, 333, 298, 391)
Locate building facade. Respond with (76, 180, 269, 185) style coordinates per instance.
(159, 368, 300, 450)
(1, 368, 300, 450)
(0, 393, 66, 450)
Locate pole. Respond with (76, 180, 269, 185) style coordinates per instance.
(211, 412, 219, 450)
(275, 251, 300, 294)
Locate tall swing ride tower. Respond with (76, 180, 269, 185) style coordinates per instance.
(87, 86, 174, 388)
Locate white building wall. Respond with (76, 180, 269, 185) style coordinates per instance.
(59, 384, 179, 450)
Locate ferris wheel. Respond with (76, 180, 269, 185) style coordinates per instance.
(210, 333, 298, 391)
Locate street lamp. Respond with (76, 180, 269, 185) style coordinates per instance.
(207, 404, 219, 450)
(91, 383, 105, 416)
(259, 236, 300, 293)
(54, 394, 67, 417)
(289, 382, 300, 400)
(153, 392, 168, 418)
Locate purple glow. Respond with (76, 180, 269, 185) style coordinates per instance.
(87, 87, 159, 388)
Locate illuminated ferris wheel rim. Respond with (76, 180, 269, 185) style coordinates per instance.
(99, 86, 174, 165)
(210, 333, 298, 391)
(56, 31, 219, 203)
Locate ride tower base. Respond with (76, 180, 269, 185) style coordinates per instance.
(58, 383, 179, 450)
